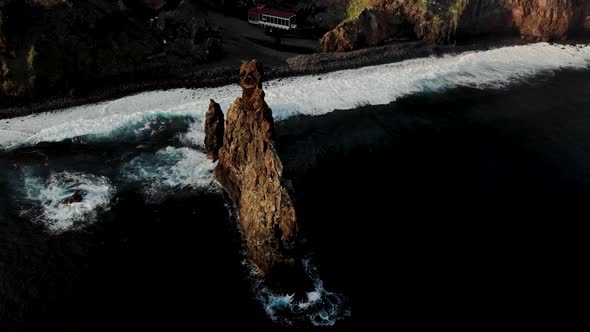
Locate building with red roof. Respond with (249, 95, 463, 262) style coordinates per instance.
(248, 2, 297, 31)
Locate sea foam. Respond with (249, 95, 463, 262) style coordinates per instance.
(122, 146, 217, 201)
(250, 258, 350, 327)
(7, 42, 587, 325)
(22, 171, 114, 233)
(1, 43, 589, 149)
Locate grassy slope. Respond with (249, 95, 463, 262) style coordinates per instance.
(346, 0, 373, 19)
(346, 0, 470, 40)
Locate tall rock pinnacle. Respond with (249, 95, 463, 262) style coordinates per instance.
(212, 60, 300, 286)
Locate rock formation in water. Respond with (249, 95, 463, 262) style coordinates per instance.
(0, 0, 222, 98)
(321, 0, 590, 52)
(204, 99, 224, 161)
(60, 191, 86, 205)
(212, 60, 302, 287)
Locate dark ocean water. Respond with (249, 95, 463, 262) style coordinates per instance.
(2, 68, 590, 331)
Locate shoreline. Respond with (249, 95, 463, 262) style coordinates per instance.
(0, 37, 578, 120)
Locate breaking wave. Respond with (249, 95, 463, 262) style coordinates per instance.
(1, 43, 589, 149)
(5, 42, 588, 326)
(224, 198, 350, 327)
(249, 258, 350, 327)
(13, 112, 194, 147)
(179, 118, 207, 149)
(22, 171, 114, 233)
(122, 146, 216, 201)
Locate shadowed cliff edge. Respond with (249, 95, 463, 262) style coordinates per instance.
(206, 60, 311, 294)
(321, 0, 590, 52)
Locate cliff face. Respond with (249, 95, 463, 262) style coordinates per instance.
(214, 60, 299, 282)
(0, 0, 221, 98)
(320, 7, 409, 52)
(321, 0, 590, 52)
(459, 0, 590, 41)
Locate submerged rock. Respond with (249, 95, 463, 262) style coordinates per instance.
(213, 60, 305, 289)
(60, 191, 86, 205)
(204, 99, 224, 161)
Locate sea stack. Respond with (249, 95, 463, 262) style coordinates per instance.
(204, 99, 224, 161)
(211, 60, 304, 289)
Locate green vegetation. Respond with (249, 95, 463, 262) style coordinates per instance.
(27, 45, 37, 70)
(409, 0, 468, 18)
(447, 0, 469, 29)
(408, 0, 470, 41)
(346, 0, 372, 19)
(408, 0, 433, 13)
(345, 0, 469, 22)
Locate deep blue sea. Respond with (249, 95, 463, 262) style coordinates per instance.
(1, 44, 590, 331)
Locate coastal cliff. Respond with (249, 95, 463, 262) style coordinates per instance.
(321, 0, 590, 52)
(212, 60, 304, 289)
(0, 0, 221, 98)
(460, 0, 590, 40)
(3, 0, 590, 107)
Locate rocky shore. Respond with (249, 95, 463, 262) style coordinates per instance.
(1, 0, 590, 118)
(0, 36, 532, 119)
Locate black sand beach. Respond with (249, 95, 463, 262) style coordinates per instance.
(0, 9, 530, 121)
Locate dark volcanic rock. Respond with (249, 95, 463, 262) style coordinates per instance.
(321, 7, 408, 52)
(214, 60, 300, 284)
(123, 0, 175, 12)
(60, 191, 85, 205)
(204, 98, 224, 161)
(321, 0, 590, 52)
(0, 0, 222, 98)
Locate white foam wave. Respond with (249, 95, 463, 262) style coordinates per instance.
(1, 43, 589, 149)
(122, 146, 216, 201)
(11, 111, 195, 147)
(23, 171, 114, 233)
(250, 258, 350, 327)
(179, 119, 206, 149)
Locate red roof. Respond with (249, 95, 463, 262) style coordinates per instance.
(248, 6, 296, 18)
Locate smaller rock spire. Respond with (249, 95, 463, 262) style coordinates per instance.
(204, 99, 224, 161)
